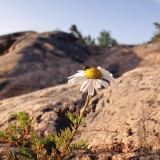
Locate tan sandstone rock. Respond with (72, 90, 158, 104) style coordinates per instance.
(0, 65, 160, 159)
(1, 30, 160, 159)
(0, 83, 86, 136)
(78, 65, 160, 153)
(1, 30, 160, 101)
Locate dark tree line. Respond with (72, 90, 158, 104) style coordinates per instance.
(69, 24, 118, 47)
(152, 22, 160, 42)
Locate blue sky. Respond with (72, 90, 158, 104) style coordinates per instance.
(0, 0, 160, 45)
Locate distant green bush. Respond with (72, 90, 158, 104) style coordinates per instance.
(83, 35, 96, 46)
(152, 33, 160, 42)
(69, 24, 118, 47)
(151, 22, 160, 42)
(97, 30, 117, 47)
(82, 30, 117, 47)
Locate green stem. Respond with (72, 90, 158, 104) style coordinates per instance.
(80, 94, 91, 117)
(59, 124, 78, 160)
(59, 94, 91, 160)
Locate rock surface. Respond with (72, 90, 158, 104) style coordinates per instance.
(0, 83, 85, 136)
(0, 31, 87, 100)
(0, 65, 160, 159)
(1, 30, 160, 159)
(1, 30, 160, 100)
(78, 65, 160, 154)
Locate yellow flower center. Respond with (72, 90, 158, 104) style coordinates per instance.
(85, 67, 102, 79)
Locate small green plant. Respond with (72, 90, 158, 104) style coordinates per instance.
(69, 24, 118, 47)
(83, 35, 96, 46)
(151, 22, 160, 42)
(97, 30, 117, 47)
(0, 66, 116, 160)
(0, 111, 32, 147)
(0, 111, 87, 160)
(152, 33, 160, 42)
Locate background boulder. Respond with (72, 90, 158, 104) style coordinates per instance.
(1, 30, 160, 159)
(1, 31, 160, 100)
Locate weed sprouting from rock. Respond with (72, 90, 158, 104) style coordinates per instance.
(0, 111, 87, 160)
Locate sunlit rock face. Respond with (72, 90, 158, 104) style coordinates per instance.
(2, 30, 158, 100)
(78, 65, 160, 153)
(1, 30, 160, 159)
(0, 65, 160, 159)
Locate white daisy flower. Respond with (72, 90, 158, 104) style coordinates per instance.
(68, 66, 116, 96)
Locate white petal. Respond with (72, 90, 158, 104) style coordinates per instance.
(98, 66, 115, 82)
(93, 80, 101, 89)
(80, 80, 89, 91)
(68, 72, 84, 79)
(97, 66, 101, 69)
(103, 70, 113, 76)
(95, 80, 102, 88)
(102, 71, 116, 84)
(93, 80, 98, 89)
(98, 67, 113, 75)
(68, 76, 86, 84)
(77, 70, 84, 73)
(68, 78, 75, 84)
(99, 80, 109, 88)
(80, 79, 91, 92)
(97, 66, 105, 71)
(88, 80, 94, 95)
